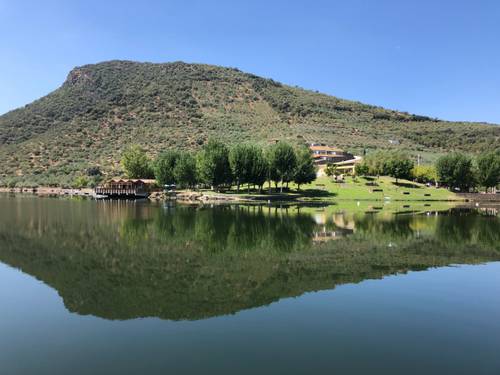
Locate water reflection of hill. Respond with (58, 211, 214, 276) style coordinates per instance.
(0, 196, 498, 321)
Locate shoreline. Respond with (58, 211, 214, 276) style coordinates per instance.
(0, 187, 95, 197)
(3, 186, 498, 203)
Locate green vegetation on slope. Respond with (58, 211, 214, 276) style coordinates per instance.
(0, 60, 499, 187)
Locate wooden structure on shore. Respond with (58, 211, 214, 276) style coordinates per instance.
(94, 179, 157, 199)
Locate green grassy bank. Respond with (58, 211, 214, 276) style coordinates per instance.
(197, 175, 458, 203)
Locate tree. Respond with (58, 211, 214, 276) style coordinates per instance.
(242, 144, 267, 193)
(229, 144, 251, 193)
(293, 146, 316, 190)
(360, 150, 413, 182)
(354, 162, 369, 177)
(325, 163, 339, 179)
(412, 165, 437, 184)
(72, 176, 89, 189)
(386, 152, 414, 183)
(7, 179, 17, 188)
(174, 152, 197, 189)
(154, 150, 180, 186)
(476, 151, 500, 192)
(197, 139, 232, 191)
(86, 166, 102, 177)
(360, 150, 390, 176)
(250, 148, 269, 193)
(436, 152, 476, 191)
(121, 145, 154, 179)
(267, 141, 297, 193)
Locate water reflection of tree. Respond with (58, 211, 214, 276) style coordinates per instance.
(353, 215, 415, 240)
(1, 197, 499, 321)
(148, 205, 317, 253)
(117, 206, 500, 252)
(435, 213, 500, 248)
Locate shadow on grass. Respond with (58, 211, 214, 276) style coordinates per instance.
(206, 187, 337, 200)
(392, 182, 422, 189)
(299, 189, 338, 198)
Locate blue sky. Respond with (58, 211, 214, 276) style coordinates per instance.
(1, 0, 499, 123)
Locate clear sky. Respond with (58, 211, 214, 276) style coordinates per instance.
(1, 0, 499, 123)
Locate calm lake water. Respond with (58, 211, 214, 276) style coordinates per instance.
(1, 194, 499, 375)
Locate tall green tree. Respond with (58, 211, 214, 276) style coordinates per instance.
(72, 175, 89, 189)
(354, 163, 369, 177)
(229, 144, 251, 193)
(242, 144, 268, 192)
(250, 148, 269, 193)
(436, 152, 476, 191)
(360, 150, 390, 176)
(360, 150, 413, 182)
(476, 151, 500, 192)
(294, 146, 316, 190)
(412, 165, 437, 184)
(154, 150, 180, 186)
(174, 152, 197, 189)
(386, 152, 414, 183)
(326, 163, 340, 179)
(267, 141, 297, 193)
(197, 139, 232, 191)
(121, 145, 154, 179)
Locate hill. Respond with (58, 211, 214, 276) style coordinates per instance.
(0, 60, 498, 186)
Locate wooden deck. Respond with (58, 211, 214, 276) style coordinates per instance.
(94, 187, 149, 198)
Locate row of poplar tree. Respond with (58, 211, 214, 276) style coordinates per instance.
(121, 140, 317, 192)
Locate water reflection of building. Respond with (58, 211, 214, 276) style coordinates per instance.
(312, 212, 356, 242)
(313, 226, 354, 242)
(480, 207, 499, 216)
(314, 212, 355, 228)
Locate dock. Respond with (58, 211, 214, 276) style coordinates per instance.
(94, 179, 156, 199)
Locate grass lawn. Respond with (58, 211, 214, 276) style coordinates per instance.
(298, 175, 458, 202)
(188, 175, 459, 203)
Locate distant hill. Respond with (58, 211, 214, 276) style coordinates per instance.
(0, 60, 498, 186)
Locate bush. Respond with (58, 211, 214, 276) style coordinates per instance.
(86, 166, 102, 176)
(73, 176, 90, 189)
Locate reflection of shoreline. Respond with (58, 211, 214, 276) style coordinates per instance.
(0, 196, 499, 321)
(454, 203, 500, 217)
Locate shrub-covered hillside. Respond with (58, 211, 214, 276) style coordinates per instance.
(0, 60, 498, 186)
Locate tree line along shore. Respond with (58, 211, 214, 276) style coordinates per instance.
(1, 139, 499, 197)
